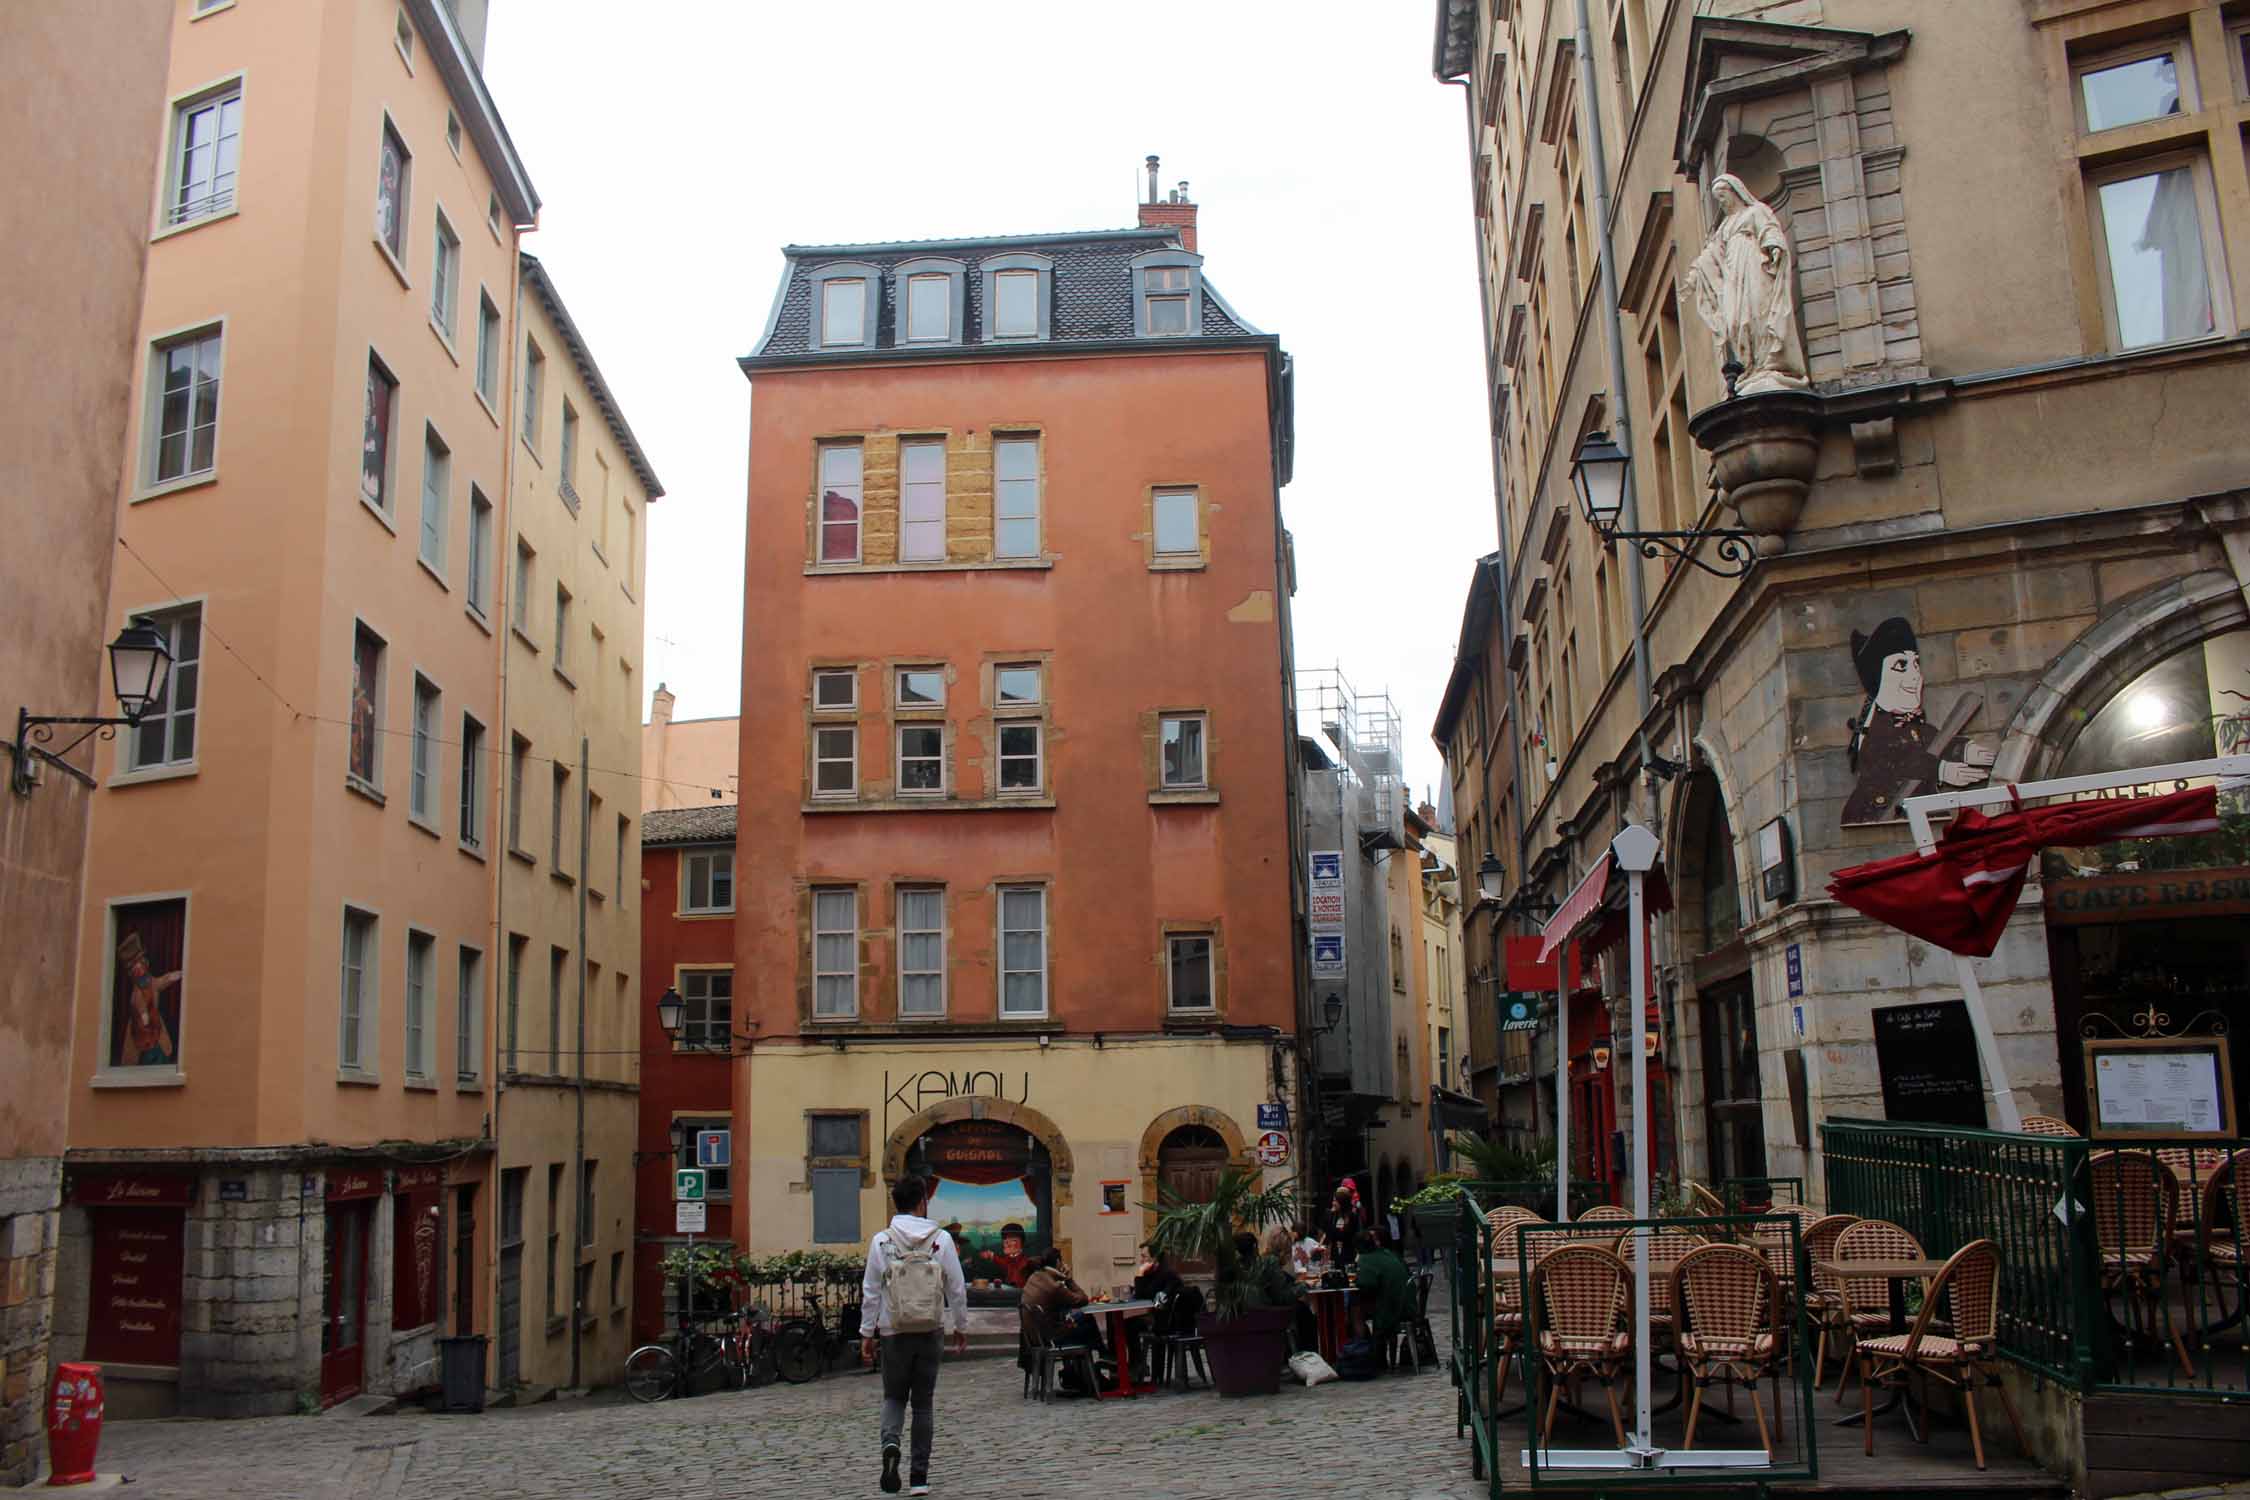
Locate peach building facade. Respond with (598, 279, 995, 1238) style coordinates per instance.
(49, 0, 563, 1417)
(641, 686, 738, 809)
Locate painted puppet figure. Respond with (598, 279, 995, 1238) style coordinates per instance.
(1842, 616, 1996, 825)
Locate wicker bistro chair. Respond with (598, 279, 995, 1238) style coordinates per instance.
(1611, 1224, 1705, 1354)
(1579, 1205, 1633, 1223)
(2020, 1114, 2079, 1138)
(1855, 1239, 2029, 1470)
(1802, 1214, 1861, 1389)
(1674, 1242, 1785, 1456)
(1686, 1181, 1729, 1216)
(1489, 1224, 1585, 1411)
(1487, 1204, 1541, 1234)
(1830, 1219, 1928, 1404)
(2088, 1150, 2196, 1377)
(1530, 1245, 1634, 1446)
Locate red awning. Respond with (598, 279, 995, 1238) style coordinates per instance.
(1828, 783, 2219, 957)
(1537, 854, 1674, 964)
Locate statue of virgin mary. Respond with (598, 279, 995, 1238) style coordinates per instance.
(1687, 172, 1810, 396)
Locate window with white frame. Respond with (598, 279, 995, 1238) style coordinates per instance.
(507, 734, 529, 850)
(993, 436, 1041, 558)
(361, 354, 396, 510)
(126, 605, 202, 772)
(512, 540, 534, 632)
(559, 399, 580, 507)
(812, 888, 858, 1018)
(349, 624, 385, 788)
(898, 887, 946, 1016)
(553, 585, 572, 674)
(817, 443, 863, 563)
(504, 934, 524, 1069)
(2086, 153, 2225, 349)
(995, 664, 1041, 709)
(431, 208, 459, 338)
(896, 668, 944, 709)
(675, 1114, 731, 1197)
(409, 674, 439, 821)
(548, 946, 565, 1072)
(486, 192, 501, 238)
(813, 723, 857, 798)
(148, 329, 222, 486)
(458, 713, 485, 849)
(820, 278, 866, 346)
(456, 944, 482, 1080)
(1167, 933, 1215, 1012)
(405, 930, 434, 1080)
(814, 667, 857, 711)
(1144, 265, 1192, 334)
(466, 487, 493, 617)
(522, 339, 545, 450)
(376, 119, 409, 260)
(992, 269, 1038, 338)
(1152, 487, 1200, 557)
(998, 886, 1047, 1016)
(476, 293, 501, 405)
(904, 274, 949, 342)
(1160, 712, 1207, 788)
(419, 426, 450, 570)
(683, 849, 734, 913)
(679, 969, 732, 1050)
(897, 724, 944, 795)
(996, 723, 1042, 795)
(550, 764, 570, 870)
(394, 7, 414, 64)
(340, 907, 377, 1071)
(2075, 39, 2190, 132)
(899, 439, 947, 561)
(445, 110, 461, 157)
(166, 84, 241, 227)
(995, 665, 1043, 797)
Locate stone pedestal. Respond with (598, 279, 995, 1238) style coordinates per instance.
(1687, 390, 1823, 550)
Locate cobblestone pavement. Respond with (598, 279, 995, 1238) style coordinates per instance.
(94, 1350, 1485, 1499)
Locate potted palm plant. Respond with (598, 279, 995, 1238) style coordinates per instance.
(1147, 1167, 1302, 1397)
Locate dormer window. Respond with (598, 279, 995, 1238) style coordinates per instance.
(822, 280, 865, 345)
(979, 252, 1054, 342)
(891, 258, 966, 346)
(1130, 250, 1204, 338)
(905, 275, 948, 341)
(807, 262, 880, 350)
(1146, 268, 1191, 333)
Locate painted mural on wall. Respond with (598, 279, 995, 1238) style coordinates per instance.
(110, 899, 185, 1070)
(1843, 617, 1995, 825)
(908, 1119, 1051, 1291)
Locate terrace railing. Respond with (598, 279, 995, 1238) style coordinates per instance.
(1822, 1117, 2249, 1396)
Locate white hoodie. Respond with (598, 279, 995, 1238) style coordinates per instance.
(859, 1214, 970, 1337)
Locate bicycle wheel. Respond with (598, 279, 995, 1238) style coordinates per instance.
(772, 1321, 822, 1384)
(685, 1332, 727, 1394)
(625, 1344, 680, 1403)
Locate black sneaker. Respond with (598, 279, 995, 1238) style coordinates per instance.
(880, 1443, 901, 1494)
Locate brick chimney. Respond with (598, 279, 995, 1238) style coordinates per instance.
(1136, 154, 1198, 252)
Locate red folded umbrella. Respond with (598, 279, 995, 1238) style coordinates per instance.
(1827, 785, 2218, 956)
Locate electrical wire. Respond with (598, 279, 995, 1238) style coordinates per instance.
(114, 531, 734, 801)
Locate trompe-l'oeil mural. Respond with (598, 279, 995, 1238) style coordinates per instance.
(1843, 616, 1996, 825)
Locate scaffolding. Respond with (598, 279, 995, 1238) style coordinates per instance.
(1297, 666, 1403, 851)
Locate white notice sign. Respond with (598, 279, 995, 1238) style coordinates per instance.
(676, 1200, 707, 1234)
(2092, 1049, 2224, 1134)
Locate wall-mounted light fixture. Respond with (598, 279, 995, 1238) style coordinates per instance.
(655, 985, 757, 1056)
(1475, 851, 1505, 905)
(10, 617, 175, 796)
(1571, 430, 1757, 580)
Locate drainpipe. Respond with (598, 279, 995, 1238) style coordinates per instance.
(570, 735, 589, 1390)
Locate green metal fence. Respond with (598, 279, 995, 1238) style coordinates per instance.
(1822, 1118, 2249, 1396)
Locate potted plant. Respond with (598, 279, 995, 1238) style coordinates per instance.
(1393, 1171, 1473, 1238)
(1147, 1167, 1302, 1397)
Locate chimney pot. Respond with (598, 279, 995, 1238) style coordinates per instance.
(1145, 154, 1160, 205)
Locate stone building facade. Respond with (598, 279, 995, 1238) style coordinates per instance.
(1430, 0, 2250, 1197)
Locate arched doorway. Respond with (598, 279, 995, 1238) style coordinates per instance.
(2038, 626, 2250, 1129)
(1676, 769, 1764, 1190)
(1155, 1125, 1229, 1273)
(881, 1097, 1075, 1302)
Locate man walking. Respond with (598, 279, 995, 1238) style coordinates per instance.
(860, 1175, 968, 1496)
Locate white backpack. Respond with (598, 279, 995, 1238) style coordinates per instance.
(882, 1226, 945, 1334)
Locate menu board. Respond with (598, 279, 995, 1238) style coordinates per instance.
(85, 1207, 185, 1366)
(1872, 1001, 1988, 1129)
(2087, 1038, 2236, 1139)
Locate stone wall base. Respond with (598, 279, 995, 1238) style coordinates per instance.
(0, 1157, 62, 1488)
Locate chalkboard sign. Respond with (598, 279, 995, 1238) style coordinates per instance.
(1872, 1001, 1988, 1128)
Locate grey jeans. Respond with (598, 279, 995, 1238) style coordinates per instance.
(879, 1331, 943, 1475)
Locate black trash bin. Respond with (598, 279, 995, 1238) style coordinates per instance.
(438, 1334, 488, 1413)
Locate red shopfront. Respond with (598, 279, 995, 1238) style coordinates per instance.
(73, 1172, 192, 1368)
(322, 1168, 383, 1404)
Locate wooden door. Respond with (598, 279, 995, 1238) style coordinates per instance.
(320, 1202, 370, 1403)
(1157, 1127, 1229, 1275)
(451, 1185, 477, 1334)
(1698, 979, 1767, 1189)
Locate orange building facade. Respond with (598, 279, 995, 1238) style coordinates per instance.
(727, 197, 1308, 1298)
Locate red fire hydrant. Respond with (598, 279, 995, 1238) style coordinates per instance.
(45, 1362, 104, 1487)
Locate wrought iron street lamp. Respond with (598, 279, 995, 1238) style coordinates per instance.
(1475, 851, 1505, 905)
(1570, 429, 1757, 580)
(656, 985, 686, 1038)
(10, 617, 175, 796)
(1315, 991, 1345, 1035)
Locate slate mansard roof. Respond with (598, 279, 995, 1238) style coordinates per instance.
(739, 226, 1270, 366)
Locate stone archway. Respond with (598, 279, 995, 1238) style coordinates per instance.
(1136, 1105, 1251, 1245)
(881, 1095, 1076, 1207)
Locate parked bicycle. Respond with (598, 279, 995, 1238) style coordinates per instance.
(625, 1311, 729, 1403)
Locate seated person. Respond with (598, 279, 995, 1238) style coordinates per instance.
(1260, 1224, 1296, 1265)
(1131, 1244, 1185, 1305)
(1020, 1248, 1101, 1351)
(1292, 1222, 1327, 1278)
(1351, 1226, 1415, 1365)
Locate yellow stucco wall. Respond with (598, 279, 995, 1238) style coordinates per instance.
(738, 1036, 1292, 1289)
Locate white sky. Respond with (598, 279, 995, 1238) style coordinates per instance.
(484, 0, 1498, 804)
